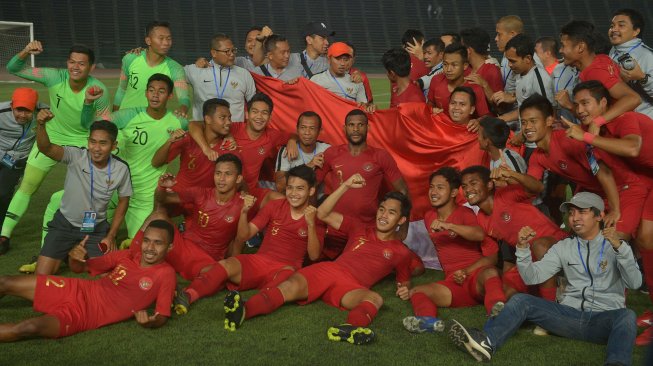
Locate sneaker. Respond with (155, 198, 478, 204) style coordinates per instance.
(224, 290, 245, 331)
(533, 325, 549, 336)
(490, 301, 505, 318)
(636, 326, 653, 347)
(0, 236, 10, 255)
(447, 319, 493, 362)
(639, 282, 649, 295)
(173, 284, 190, 315)
(18, 256, 38, 274)
(326, 324, 375, 345)
(637, 310, 653, 328)
(402, 316, 444, 333)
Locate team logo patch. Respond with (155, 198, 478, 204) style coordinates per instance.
(297, 228, 308, 237)
(558, 160, 568, 170)
(346, 87, 354, 95)
(258, 147, 266, 155)
(231, 81, 239, 89)
(600, 259, 608, 273)
(383, 248, 393, 260)
(501, 212, 511, 223)
(224, 215, 234, 223)
(362, 163, 374, 172)
(521, 87, 526, 95)
(139, 277, 153, 291)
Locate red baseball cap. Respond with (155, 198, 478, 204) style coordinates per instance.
(327, 42, 353, 58)
(11, 88, 38, 111)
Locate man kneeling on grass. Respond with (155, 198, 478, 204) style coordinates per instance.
(223, 174, 417, 345)
(0, 220, 176, 341)
(447, 192, 640, 365)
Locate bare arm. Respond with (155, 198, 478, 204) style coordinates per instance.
(134, 311, 168, 329)
(595, 161, 621, 229)
(316, 174, 366, 230)
(235, 194, 259, 243)
(603, 82, 641, 122)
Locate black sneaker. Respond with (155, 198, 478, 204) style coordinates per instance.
(448, 319, 493, 362)
(173, 284, 190, 315)
(224, 290, 245, 331)
(0, 236, 10, 255)
(327, 324, 375, 345)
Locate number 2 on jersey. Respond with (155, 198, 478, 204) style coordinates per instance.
(132, 129, 148, 145)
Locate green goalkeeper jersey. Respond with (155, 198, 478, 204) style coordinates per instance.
(114, 52, 190, 110)
(6, 55, 111, 146)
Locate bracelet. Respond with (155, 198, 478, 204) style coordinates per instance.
(582, 132, 595, 144)
(593, 115, 607, 127)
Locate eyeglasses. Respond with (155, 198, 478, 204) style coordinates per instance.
(213, 48, 238, 55)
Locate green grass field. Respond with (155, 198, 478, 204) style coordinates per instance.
(0, 76, 649, 365)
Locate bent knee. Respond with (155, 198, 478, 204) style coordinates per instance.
(364, 292, 384, 308)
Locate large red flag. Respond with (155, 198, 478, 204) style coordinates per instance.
(252, 74, 487, 219)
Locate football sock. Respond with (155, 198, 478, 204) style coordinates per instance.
(1, 164, 48, 238)
(244, 287, 285, 319)
(40, 190, 63, 247)
(346, 300, 378, 327)
(483, 276, 507, 314)
(539, 285, 557, 302)
(186, 264, 228, 303)
(410, 292, 437, 317)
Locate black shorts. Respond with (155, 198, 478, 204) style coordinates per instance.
(40, 210, 109, 260)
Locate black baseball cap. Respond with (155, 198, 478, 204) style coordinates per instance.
(303, 22, 335, 37)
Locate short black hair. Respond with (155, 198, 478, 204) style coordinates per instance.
(460, 27, 491, 55)
(246, 26, 263, 37)
(147, 73, 174, 94)
(573, 80, 610, 103)
(423, 38, 446, 53)
(535, 36, 559, 58)
(450, 86, 476, 106)
(345, 109, 368, 124)
(401, 29, 424, 47)
(344, 41, 357, 57)
(461, 165, 491, 185)
(248, 92, 274, 113)
(381, 48, 411, 77)
(203, 98, 231, 117)
(444, 43, 468, 63)
(210, 33, 231, 49)
(441, 32, 461, 44)
(429, 166, 461, 190)
(264, 34, 288, 54)
(380, 191, 412, 219)
(505, 33, 534, 58)
(216, 153, 243, 174)
(560, 20, 600, 53)
(479, 117, 511, 149)
(69, 45, 95, 64)
(613, 8, 645, 36)
(286, 164, 316, 187)
(90, 120, 118, 142)
(146, 219, 175, 244)
(296, 111, 322, 130)
(145, 21, 170, 37)
(519, 94, 554, 118)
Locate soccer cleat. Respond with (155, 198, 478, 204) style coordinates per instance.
(327, 324, 375, 345)
(533, 325, 549, 336)
(636, 326, 653, 346)
(637, 310, 653, 328)
(0, 236, 10, 255)
(490, 301, 505, 318)
(173, 284, 190, 315)
(224, 290, 245, 331)
(448, 319, 493, 362)
(18, 256, 38, 274)
(402, 316, 444, 333)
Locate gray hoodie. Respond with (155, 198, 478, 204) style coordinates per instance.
(609, 38, 653, 118)
(516, 232, 641, 312)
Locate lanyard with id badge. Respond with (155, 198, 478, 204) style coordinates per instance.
(1, 120, 32, 169)
(82, 156, 111, 233)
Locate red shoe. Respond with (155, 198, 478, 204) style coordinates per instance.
(637, 310, 653, 328)
(636, 326, 653, 347)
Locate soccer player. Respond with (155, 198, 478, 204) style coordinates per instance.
(462, 166, 567, 302)
(535, 36, 560, 75)
(223, 174, 413, 345)
(427, 44, 491, 118)
(417, 38, 445, 95)
(275, 111, 330, 193)
(251, 35, 304, 83)
(1, 41, 111, 251)
(460, 27, 504, 101)
(559, 20, 641, 123)
(402, 168, 506, 334)
(33, 110, 131, 275)
(447, 192, 640, 365)
(184, 34, 255, 122)
(318, 109, 408, 259)
(113, 21, 189, 114)
(310, 43, 370, 107)
(0, 219, 177, 341)
(381, 48, 425, 108)
(440, 32, 461, 47)
(608, 8, 653, 118)
(478, 117, 527, 173)
(0, 88, 44, 252)
(401, 29, 430, 81)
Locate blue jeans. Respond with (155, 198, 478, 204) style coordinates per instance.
(484, 293, 636, 365)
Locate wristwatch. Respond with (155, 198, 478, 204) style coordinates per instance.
(640, 74, 650, 85)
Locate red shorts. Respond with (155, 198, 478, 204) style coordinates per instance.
(615, 183, 648, 235)
(501, 266, 542, 296)
(297, 262, 365, 309)
(33, 275, 92, 338)
(228, 254, 293, 291)
(436, 266, 489, 308)
(163, 237, 216, 280)
(642, 187, 653, 222)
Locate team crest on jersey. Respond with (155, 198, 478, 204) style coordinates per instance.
(346, 87, 354, 95)
(600, 259, 608, 272)
(297, 228, 308, 237)
(362, 163, 374, 172)
(139, 277, 153, 291)
(521, 87, 527, 95)
(231, 81, 239, 89)
(383, 248, 393, 260)
(558, 160, 568, 170)
(501, 212, 511, 222)
(258, 147, 266, 155)
(224, 215, 234, 223)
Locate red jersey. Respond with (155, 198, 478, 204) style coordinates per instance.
(427, 74, 491, 117)
(423, 206, 498, 275)
(579, 54, 621, 89)
(167, 134, 241, 189)
(528, 130, 642, 194)
(334, 216, 412, 288)
(350, 67, 374, 103)
(602, 112, 653, 181)
(390, 82, 426, 108)
(477, 185, 567, 246)
(545, 61, 559, 75)
(320, 144, 403, 223)
(231, 122, 289, 189)
(410, 54, 430, 81)
(251, 198, 327, 269)
(477, 63, 503, 93)
(176, 187, 243, 260)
